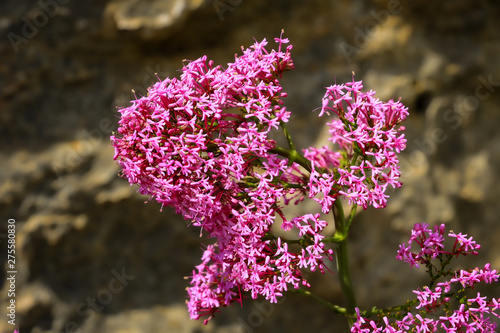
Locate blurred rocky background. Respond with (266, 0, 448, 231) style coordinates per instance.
(1, 0, 500, 332)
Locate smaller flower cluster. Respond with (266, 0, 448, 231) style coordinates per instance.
(352, 223, 500, 333)
(396, 223, 481, 268)
(308, 80, 408, 212)
(414, 263, 499, 310)
(186, 213, 333, 323)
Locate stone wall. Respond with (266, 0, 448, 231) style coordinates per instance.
(1, 0, 499, 332)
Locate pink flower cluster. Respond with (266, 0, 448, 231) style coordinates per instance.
(111, 35, 292, 225)
(396, 223, 481, 268)
(111, 33, 409, 323)
(112, 34, 336, 323)
(308, 80, 408, 211)
(352, 223, 500, 333)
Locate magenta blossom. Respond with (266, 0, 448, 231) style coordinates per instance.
(353, 223, 500, 333)
(112, 32, 410, 323)
(309, 80, 408, 211)
(112, 33, 335, 322)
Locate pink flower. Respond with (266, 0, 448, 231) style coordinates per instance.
(112, 32, 410, 324)
(450, 263, 499, 288)
(312, 79, 408, 210)
(448, 230, 481, 255)
(112, 34, 302, 322)
(355, 224, 500, 333)
(396, 223, 445, 268)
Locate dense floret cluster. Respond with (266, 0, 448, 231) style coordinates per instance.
(314, 81, 408, 210)
(111, 32, 499, 330)
(112, 33, 408, 324)
(352, 223, 500, 333)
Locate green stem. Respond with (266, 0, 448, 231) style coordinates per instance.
(346, 204, 357, 230)
(333, 200, 357, 327)
(323, 205, 357, 244)
(281, 122, 296, 151)
(323, 233, 347, 243)
(270, 146, 311, 173)
(268, 122, 312, 173)
(361, 299, 417, 317)
(296, 287, 348, 315)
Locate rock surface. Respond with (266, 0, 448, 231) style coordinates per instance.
(1, 0, 500, 332)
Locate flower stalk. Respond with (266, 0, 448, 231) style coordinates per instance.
(333, 200, 357, 326)
(296, 287, 348, 315)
